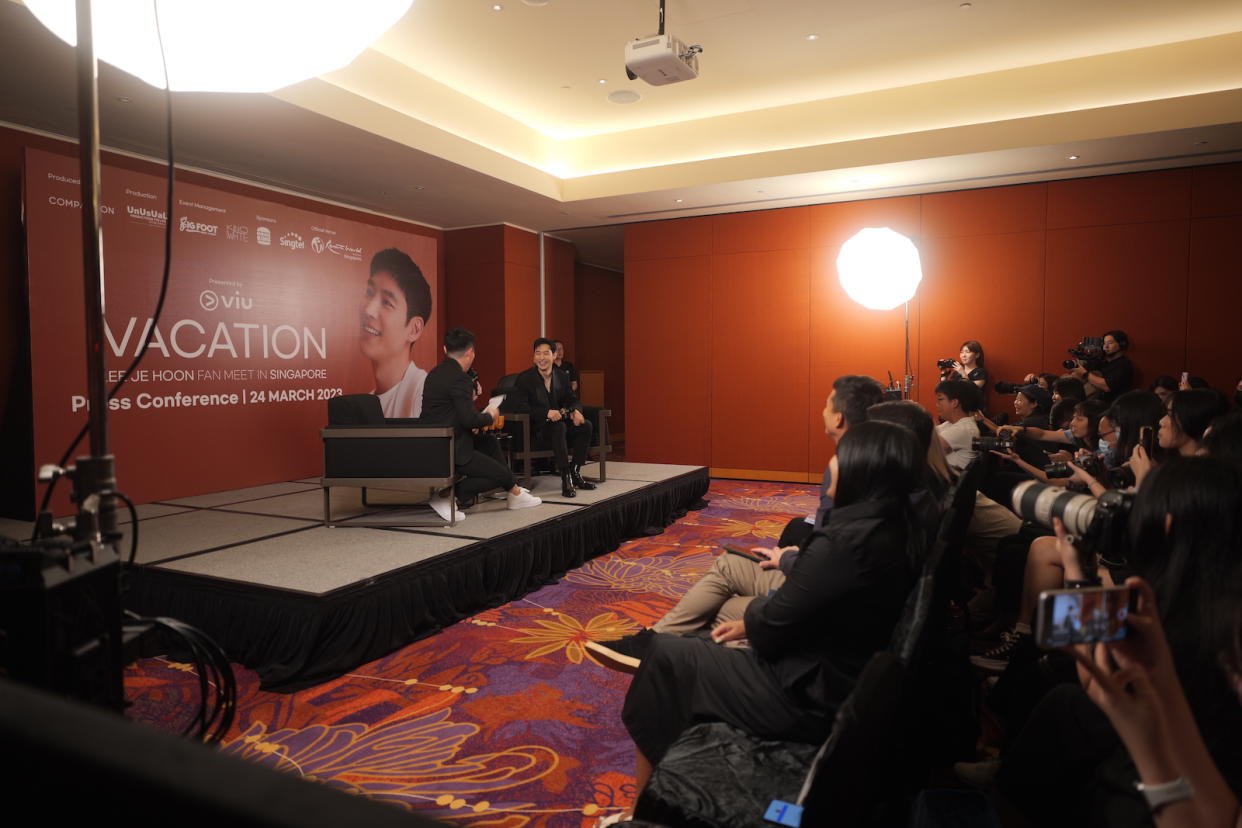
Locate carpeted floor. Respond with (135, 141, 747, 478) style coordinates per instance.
(124, 478, 819, 827)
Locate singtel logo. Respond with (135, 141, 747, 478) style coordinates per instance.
(279, 232, 305, 250)
(179, 216, 218, 236)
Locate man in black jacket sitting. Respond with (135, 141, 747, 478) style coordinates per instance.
(420, 328, 541, 520)
(513, 338, 597, 498)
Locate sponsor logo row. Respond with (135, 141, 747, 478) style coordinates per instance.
(46, 193, 363, 261)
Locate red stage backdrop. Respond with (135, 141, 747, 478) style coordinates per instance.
(24, 148, 439, 510)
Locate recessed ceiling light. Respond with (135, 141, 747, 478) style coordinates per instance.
(607, 89, 641, 104)
(116, 96, 132, 103)
(491, 3, 503, 10)
(1067, 154, 1080, 160)
(522, 0, 550, 5)
(598, 79, 607, 84)
(674, 199, 683, 203)
(959, 2, 972, 8)
(805, 34, 819, 41)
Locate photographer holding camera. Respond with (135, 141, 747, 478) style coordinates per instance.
(1069, 329, 1134, 403)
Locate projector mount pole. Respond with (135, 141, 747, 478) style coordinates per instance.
(658, 0, 665, 35)
(72, 0, 118, 543)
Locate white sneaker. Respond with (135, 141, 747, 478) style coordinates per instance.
(428, 493, 465, 523)
(507, 487, 542, 510)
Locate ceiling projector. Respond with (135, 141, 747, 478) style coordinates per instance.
(624, 33, 702, 86)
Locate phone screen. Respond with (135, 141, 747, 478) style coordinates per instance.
(1035, 586, 1137, 648)
(1139, 426, 1155, 456)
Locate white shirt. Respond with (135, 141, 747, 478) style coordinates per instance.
(374, 361, 427, 418)
(936, 416, 980, 472)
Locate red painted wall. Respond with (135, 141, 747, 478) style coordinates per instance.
(626, 163, 1242, 479)
(574, 263, 625, 434)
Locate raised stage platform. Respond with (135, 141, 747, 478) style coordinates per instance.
(1, 462, 708, 691)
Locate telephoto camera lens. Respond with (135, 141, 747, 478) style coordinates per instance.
(1011, 480, 1099, 537)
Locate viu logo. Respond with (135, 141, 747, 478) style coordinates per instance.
(199, 289, 254, 311)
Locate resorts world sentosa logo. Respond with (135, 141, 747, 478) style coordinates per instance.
(179, 216, 218, 236)
(256, 226, 271, 245)
(311, 236, 364, 261)
(279, 232, 305, 250)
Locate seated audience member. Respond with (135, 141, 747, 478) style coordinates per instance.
(1069, 329, 1134, 403)
(1159, 389, 1230, 458)
(514, 337, 596, 497)
(1150, 375, 1179, 405)
(1012, 383, 1053, 428)
(935, 379, 983, 472)
(784, 375, 886, 546)
(1235, 376, 1242, 409)
(1053, 376, 1088, 405)
(995, 457, 1242, 826)
(420, 328, 541, 519)
(616, 421, 925, 813)
(1035, 372, 1060, 394)
(1072, 576, 1242, 828)
(1203, 410, 1242, 462)
(552, 339, 580, 393)
(585, 375, 886, 667)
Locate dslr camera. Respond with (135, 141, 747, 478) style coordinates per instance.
(1062, 336, 1106, 371)
(1044, 455, 1136, 489)
(972, 433, 1016, 453)
(936, 358, 956, 376)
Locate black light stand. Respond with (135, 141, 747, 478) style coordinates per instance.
(0, 0, 123, 711)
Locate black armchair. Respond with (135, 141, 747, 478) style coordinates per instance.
(320, 394, 458, 527)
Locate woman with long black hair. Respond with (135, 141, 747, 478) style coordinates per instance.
(615, 420, 926, 810)
(997, 457, 1242, 826)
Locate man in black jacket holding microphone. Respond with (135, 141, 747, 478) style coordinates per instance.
(420, 328, 541, 521)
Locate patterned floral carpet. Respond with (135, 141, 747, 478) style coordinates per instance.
(124, 479, 819, 827)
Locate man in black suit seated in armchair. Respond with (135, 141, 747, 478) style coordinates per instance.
(513, 338, 599, 498)
(420, 328, 542, 521)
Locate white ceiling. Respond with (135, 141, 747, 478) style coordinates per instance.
(3, 0, 1242, 272)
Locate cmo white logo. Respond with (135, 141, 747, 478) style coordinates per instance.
(199, 289, 254, 311)
(179, 217, 218, 236)
(279, 232, 305, 250)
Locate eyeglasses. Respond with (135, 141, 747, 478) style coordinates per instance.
(1099, 429, 1116, 439)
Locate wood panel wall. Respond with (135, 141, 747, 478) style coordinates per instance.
(625, 163, 1242, 481)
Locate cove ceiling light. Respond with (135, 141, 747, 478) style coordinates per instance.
(24, 0, 413, 93)
(836, 227, 923, 311)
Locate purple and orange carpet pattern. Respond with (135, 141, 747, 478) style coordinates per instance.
(125, 479, 818, 827)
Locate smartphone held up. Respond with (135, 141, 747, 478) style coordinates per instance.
(1035, 584, 1138, 649)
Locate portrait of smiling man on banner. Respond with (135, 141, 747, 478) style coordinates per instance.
(359, 247, 432, 417)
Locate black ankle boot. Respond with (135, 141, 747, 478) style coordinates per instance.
(571, 465, 596, 491)
(560, 469, 577, 498)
